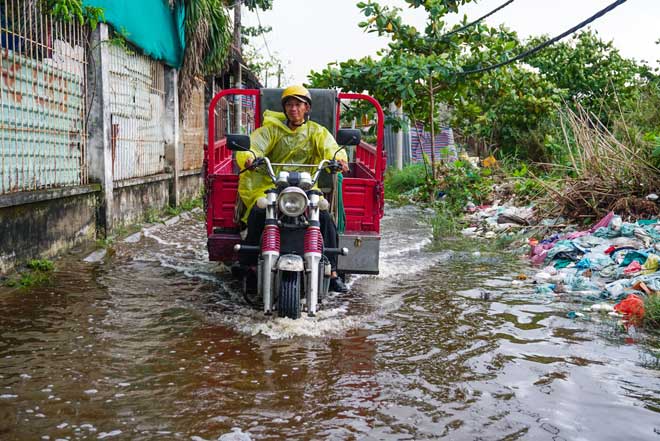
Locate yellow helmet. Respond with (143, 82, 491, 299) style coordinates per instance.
(281, 85, 312, 107)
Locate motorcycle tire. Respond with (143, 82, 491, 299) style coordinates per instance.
(277, 271, 301, 319)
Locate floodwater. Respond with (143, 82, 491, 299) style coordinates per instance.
(0, 207, 658, 441)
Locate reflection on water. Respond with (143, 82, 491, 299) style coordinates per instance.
(0, 207, 658, 440)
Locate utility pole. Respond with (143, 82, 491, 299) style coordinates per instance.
(396, 101, 403, 170)
(277, 63, 281, 88)
(390, 102, 404, 170)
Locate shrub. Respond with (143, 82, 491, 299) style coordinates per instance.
(644, 293, 660, 330)
(5, 259, 54, 288)
(437, 160, 494, 210)
(26, 259, 54, 272)
(384, 163, 429, 200)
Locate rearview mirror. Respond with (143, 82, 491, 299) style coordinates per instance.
(336, 129, 361, 146)
(226, 134, 251, 151)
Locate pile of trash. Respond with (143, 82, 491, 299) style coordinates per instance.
(461, 203, 660, 326)
(528, 211, 659, 325)
(461, 201, 536, 239)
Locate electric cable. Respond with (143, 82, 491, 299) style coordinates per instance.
(439, 0, 515, 41)
(254, 7, 273, 61)
(459, 0, 628, 76)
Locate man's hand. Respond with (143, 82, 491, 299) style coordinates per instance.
(244, 157, 254, 169)
(338, 159, 349, 173)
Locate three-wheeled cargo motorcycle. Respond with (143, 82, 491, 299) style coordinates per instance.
(204, 88, 385, 319)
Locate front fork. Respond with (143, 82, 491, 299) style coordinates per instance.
(304, 191, 323, 316)
(260, 190, 279, 314)
(260, 191, 325, 316)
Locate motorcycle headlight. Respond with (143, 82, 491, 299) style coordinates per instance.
(278, 187, 308, 217)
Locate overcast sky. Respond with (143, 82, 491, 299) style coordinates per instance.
(243, 0, 659, 86)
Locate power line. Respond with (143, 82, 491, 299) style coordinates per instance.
(439, 0, 515, 41)
(459, 0, 628, 76)
(254, 7, 273, 60)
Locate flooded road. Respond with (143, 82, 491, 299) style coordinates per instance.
(1, 207, 659, 440)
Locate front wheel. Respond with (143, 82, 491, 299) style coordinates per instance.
(278, 271, 301, 319)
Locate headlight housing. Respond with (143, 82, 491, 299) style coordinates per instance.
(278, 187, 308, 217)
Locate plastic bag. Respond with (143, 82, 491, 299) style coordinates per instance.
(642, 254, 659, 275)
(614, 294, 645, 324)
(623, 261, 642, 275)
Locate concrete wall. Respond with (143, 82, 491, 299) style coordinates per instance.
(179, 170, 203, 202)
(0, 187, 98, 273)
(112, 175, 171, 227)
(0, 23, 205, 274)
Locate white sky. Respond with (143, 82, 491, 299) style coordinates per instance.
(243, 0, 659, 86)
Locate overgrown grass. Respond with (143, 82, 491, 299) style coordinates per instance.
(535, 103, 660, 220)
(430, 204, 465, 239)
(384, 163, 429, 201)
(165, 197, 203, 217)
(385, 161, 496, 239)
(95, 225, 130, 249)
(644, 294, 660, 330)
(4, 259, 55, 288)
(26, 259, 54, 272)
(145, 208, 161, 224)
(436, 161, 494, 208)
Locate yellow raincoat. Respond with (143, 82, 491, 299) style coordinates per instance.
(236, 110, 347, 223)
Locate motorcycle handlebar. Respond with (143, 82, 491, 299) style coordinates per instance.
(243, 157, 342, 186)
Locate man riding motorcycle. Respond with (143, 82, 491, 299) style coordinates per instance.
(236, 85, 350, 293)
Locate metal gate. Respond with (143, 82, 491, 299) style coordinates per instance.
(108, 45, 166, 181)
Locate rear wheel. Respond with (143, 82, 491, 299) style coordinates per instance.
(278, 271, 301, 319)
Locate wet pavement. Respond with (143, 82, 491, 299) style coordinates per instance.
(0, 206, 658, 440)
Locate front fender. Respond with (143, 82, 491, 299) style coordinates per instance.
(277, 254, 305, 272)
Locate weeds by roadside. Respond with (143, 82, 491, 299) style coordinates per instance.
(535, 104, 660, 220)
(165, 197, 203, 217)
(430, 204, 464, 239)
(382, 138, 660, 332)
(3, 259, 55, 288)
(644, 294, 660, 330)
(384, 163, 430, 202)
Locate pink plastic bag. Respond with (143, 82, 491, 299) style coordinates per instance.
(623, 261, 642, 275)
(589, 211, 614, 233)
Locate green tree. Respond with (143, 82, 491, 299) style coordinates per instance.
(450, 66, 564, 161)
(42, 0, 104, 27)
(177, 0, 274, 112)
(309, 0, 522, 176)
(242, 0, 273, 10)
(524, 30, 648, 124)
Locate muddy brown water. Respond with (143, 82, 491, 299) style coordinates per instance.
(0, 207, 658, 440)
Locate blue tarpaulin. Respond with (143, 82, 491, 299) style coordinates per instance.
(83, 0, 185, 68)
